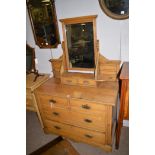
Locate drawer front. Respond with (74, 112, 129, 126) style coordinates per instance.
(78, 79, 96, 87)
(61, 77, 96, 87)
(61, 77, 77, 85)
(99, 64, 116, 72)
(69, 111, 106, 132)
(43, 107, 70, 124)
(43, 106, 106, 132)
(70, 99, 106, 114)
(45, 120, 106, 145)
(101, 74, 117, 81)
(39, 95, 68, 108)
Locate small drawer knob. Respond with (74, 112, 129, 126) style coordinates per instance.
(49, 99, 56, 104)
(54, 126, 61, 130)
(53, 112, 59, 116)
(67, 80, 72, 83)
(81, 104, 91, 109)
(84, 119, 92, 123)
(85, 134, 93, 138)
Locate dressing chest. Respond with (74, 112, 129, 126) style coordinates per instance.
(34, 15, 121, 152)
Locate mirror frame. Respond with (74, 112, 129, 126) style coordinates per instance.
(27, 0, 60, 48)
(60, 15, 98, 72)
(98, 0, 129, 20)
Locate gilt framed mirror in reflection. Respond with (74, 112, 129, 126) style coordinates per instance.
(99, 0, 129, 20)
(27, 0, 60, 48)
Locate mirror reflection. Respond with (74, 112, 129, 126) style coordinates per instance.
(104, 0, 129, 15)
(66, 22, 95, 69)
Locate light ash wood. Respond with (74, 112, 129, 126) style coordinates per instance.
(96, 54, 120, 82)
(35, 78, 119, 152)
(45, 120, 106, 146)
(61, 72, 96, 87)
(26, 73, 49, 128)
(36, 15, 121, 152)
(49, 57, 62, 78)
(36, 78, 118, 106)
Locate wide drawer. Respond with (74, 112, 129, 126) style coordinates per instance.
(43, 107, 106, 132)
(70, 99, 106, 114)
(39, 95, 68, 108)
(43, 107, 70, 124)
(69, 110, 106, 132)
(45, 120, 106, 145)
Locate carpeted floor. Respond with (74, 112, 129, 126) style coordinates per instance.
(26, 111, 129, 155)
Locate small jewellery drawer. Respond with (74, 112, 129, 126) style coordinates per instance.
(39, 95, 68, 108)
(77, 79, 96, 87)
(43, 107, 70, 124)
(99, 64, 116, 72)
(61, 77, 77, 85)
(61, 77, 96, 87)
(45, 120, 106, 145)
(70, 99, 106, 114)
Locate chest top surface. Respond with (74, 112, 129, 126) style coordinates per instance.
(35, 78, 119, 106)
(26, 73, 49, 91)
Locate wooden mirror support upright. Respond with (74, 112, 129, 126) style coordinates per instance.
(27, 0, 60, 48)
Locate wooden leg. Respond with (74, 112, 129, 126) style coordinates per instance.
(115, 81, 127, 149)
(116, 121, 123, 149)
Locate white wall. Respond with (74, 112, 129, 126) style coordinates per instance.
(26, 0, 129, 74)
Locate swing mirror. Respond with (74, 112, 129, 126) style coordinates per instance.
(60, 15, 98, 71)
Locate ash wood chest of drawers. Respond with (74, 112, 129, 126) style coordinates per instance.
(35, 78, 119, 152)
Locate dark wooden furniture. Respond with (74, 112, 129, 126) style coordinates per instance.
(27, 0, 60, 48)
(30, 136, 80, 155)
(116, 62, 129, 149)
